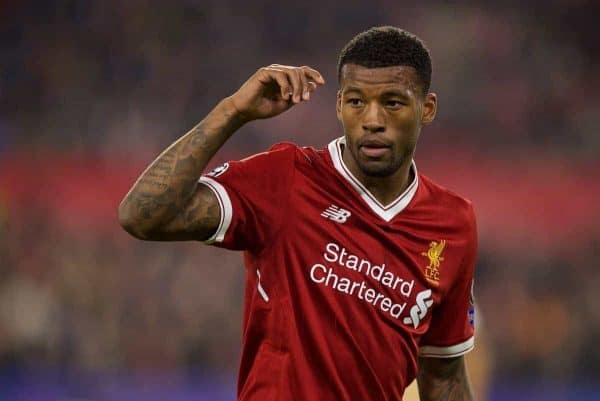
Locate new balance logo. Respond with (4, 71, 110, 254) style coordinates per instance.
(321, 205, 351, 223)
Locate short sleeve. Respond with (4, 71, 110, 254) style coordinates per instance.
(198, 142, 296, 252)
(419, 205, 477, 358)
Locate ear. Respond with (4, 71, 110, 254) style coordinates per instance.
(336, 90, 342, 122)
(421, 92, 437, 125)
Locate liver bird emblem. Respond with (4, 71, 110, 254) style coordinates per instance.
(423, 240, 445, 269)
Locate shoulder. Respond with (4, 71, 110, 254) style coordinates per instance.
(418, 173, 476, 231)
(417, 174, 477, 284)
(227, 142, 300, 172)
(218, 141, 328, 179)
(249, 141, 299, 161)
(267, 141, 328, 167)
(267, 141, 298, 153)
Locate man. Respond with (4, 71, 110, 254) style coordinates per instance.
(119, 26, 477, 401)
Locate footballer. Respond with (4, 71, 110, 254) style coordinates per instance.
(119, 26, 477, 401)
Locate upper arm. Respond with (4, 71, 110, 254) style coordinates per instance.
(140, 143, 297, 248)
(144, 182, 221, 241)
(416, 356, 473, 401)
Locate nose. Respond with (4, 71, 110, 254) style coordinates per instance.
(362, 102, 385, 133)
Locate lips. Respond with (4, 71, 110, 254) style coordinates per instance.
(359, 139, 391, 158)
(360, 146, 389, 158)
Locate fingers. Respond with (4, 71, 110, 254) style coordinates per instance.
(264, 64, 325, 104)
(301, 66, 326, 86)
(298, 66, 325, 101)
(260, 67, 293, 100)
(288, 67, 304, 103)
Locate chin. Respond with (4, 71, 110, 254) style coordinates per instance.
(358, 161, 400, 177)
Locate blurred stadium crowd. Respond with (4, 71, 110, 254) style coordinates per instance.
(1, 1, 599, 399)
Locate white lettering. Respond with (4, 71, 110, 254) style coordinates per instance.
(390, 302, 407, 318)
(364, 288, 376, 302)
(373, 293, 384, 306)
(357, 281, 367, 300)
(381, 271, 394, 287)
(310, 263, 327, 283)
(310, 243, 426, 323)
(325, 267, 339, 287)
(338, 247, 348, 265)
(324, 243, 339, 263)
(358, 259, 370, 274)
(380, 297, 392, 311)
(346, 254, 359, 270)
(371, 263, 385, 280)
(400, 279, 415, 297)
(337, 277, 351, 293)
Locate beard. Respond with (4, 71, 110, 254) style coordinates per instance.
(348, 142, 414, 178)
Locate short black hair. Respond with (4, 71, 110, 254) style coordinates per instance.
(337, 26, 432, 94)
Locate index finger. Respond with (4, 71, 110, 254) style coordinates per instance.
(301, 66, 325, 85)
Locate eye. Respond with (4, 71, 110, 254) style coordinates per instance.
(386, 100, 404, 109)
(347, 98, 364, 107)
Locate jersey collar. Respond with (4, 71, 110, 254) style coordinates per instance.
(327, 136, 419, 222)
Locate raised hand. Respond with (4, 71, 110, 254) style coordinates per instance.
(120, 64, 324, 241)
(228, 64, 325, 122)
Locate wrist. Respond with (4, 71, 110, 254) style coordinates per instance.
(221, 96, 252, 127)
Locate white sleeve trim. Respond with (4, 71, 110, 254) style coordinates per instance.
(419, 336, 474, 358)
(198, 176, 233, 244)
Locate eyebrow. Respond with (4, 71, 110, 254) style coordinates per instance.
(380, 89, 410, 98)
(343, 86, 411, 98)
(342, 87, 364, 96)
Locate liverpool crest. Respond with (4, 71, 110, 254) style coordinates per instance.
(422, 240, 445, 286)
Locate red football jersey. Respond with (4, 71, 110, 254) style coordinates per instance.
(199, 137, 477, 401)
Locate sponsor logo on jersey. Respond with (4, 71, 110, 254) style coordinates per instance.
(321, 205, 351, 223)
(422, 240, 445, 286)
(206, 162, 229, 177)
(308, 242, 435, 329)
(403, 289, 434, 328)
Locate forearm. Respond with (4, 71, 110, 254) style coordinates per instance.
(118, 97, 245, 238)
(417, 357, 474, 401)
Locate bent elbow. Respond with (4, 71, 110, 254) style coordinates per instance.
(118, 201, 149, 240)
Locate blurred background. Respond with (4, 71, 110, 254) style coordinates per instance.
(1, 0, 599, 400)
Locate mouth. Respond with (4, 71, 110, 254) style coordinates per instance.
(359, 139, 391, 158)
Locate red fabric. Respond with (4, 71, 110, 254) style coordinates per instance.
(204, 142, 475, 401)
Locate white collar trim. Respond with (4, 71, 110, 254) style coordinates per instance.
(327, 137, 419, 222)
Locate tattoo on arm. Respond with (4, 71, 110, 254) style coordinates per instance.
(121, 128, 205, 225)
(417, 356, 474, 401)
(120, 102, 242, 239)
(156, 184, 221, 240)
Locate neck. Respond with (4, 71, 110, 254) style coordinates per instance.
(341, 145, 414, 207)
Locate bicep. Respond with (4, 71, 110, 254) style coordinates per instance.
(147, 182, 221, 241)
(417, 356, 473, 401)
